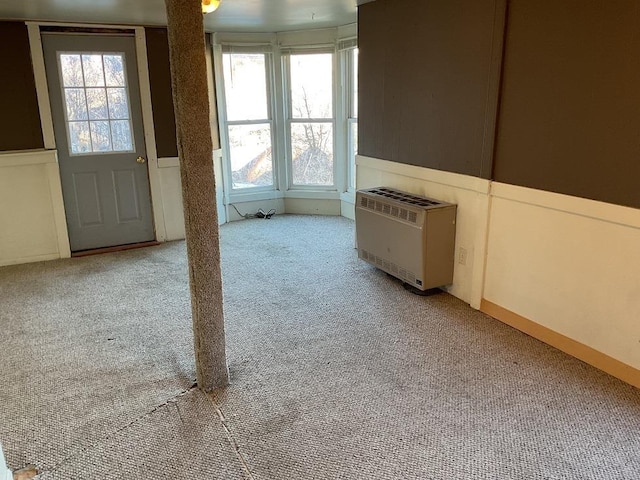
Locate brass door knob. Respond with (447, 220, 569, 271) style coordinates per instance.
(136, 156, 146, 164)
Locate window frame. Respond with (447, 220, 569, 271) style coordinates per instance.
(345, 47, 358, 192)
(57, 51, 135, 156)
(282, 48, 337, 191)
(217, 47, 277, 193)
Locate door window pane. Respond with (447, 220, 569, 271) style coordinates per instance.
(103, 55, 126, 86)
(111, 120, 133, 151)
(64, 88, 88, 121)
(86, 88, 108, 120)
(290, 53, 333, 119)
(68, 122, 91, 154)
(228, 124, 273, 188)
(223, 53, 269, 121)
(82, 54, 105, 87)
(291, 122, 333, 185)
(60, 54, 83, 87)
(107, 88, 129, 119)
(90, 121, 112, 151)
(58, 52, 134, 154)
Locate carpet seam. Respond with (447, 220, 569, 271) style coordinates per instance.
(207, 394, 256, 480)
(39, 384, 197, 476)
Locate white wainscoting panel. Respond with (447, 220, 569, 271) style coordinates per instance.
(0, 150, 70, 266)
(484, 182, 640, 370)
(157, 151, 226, 241)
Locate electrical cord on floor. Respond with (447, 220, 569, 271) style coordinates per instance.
(255, 208, 276, 219)
(230, 204, 276, 220)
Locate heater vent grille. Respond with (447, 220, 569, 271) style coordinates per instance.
(359, 195, 421, 224)
(360, 249, 415, 284)
(366, 187, 441, 207)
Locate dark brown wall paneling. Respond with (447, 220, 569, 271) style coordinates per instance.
(145, 27, 178, 158)
(0, 22, 43, 151)
(358, 0, 499, 178)
(494, 0, 640, 208)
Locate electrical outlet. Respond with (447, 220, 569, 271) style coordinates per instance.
(458, 247, 467, 265)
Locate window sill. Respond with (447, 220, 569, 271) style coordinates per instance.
(227, 189, 344, 204)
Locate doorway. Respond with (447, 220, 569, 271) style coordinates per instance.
(42, 32, 155, 252)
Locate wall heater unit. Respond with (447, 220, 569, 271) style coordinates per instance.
(356, 187, 457, 291)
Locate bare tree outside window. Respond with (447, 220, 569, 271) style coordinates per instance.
(222, 53, 274, 189)
(59, 52, 133, 154)
(289, 53, 334, 186)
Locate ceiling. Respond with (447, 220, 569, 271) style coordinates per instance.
(0, 0, 373, 33)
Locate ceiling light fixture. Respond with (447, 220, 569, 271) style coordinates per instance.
(202, 0, 220, 14)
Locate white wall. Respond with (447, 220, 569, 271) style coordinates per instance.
(357, 154, 640, 385)
(157, 151, 227, 241)
(0, 150, 70, 266)
(483, 183, 640, 372)
(356, 156, 491, 308)
(340, 193, 355, 220)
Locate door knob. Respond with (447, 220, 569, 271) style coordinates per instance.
(136, 156, 146, 164)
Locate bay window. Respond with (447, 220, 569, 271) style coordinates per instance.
(215, 33, 357, 211)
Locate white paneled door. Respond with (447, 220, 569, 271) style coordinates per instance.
(42, 33, 154, 252)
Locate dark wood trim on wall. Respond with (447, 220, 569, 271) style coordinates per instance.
(358, 0, 501, 179)
(493, 0, 640, 209)
(145, 27, 178, 158)
(0, 21, 44, 151)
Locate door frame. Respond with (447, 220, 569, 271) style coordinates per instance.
(27, 21, 169, 257)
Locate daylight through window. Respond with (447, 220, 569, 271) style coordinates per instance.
(287, 52, 335, 187)
(222, 52, 274, 189)
(59, 53, 134, 155)
(347, 48, 359, 190)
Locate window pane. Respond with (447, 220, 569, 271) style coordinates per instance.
(228, 124, 273, 189)
(60, 54, 83, 87)
(223, 53, 269, 121)
(90, 121, 112, 152)
(111, 120, 133, 151)
(290, 53, 333, 119)
(68, 121, 91, 154)
(103, 54, 125, 86)
(82, 54, 105, 87)
(64, 88, 88, 121)
(86, 88, 108, 120)
(349, 121, 358, 190)
(352, 49, 359, 118)
(291, 122, 333, 185)
(61, 51, 135, 155)
(107, 88, 130, 119)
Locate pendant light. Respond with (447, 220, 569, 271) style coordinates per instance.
(202, 0, 220, 14)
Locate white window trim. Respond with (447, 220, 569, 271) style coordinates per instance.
(345, 47, 358, 194)
(282, 47, 338, 192)
(214, 44, 278, 201)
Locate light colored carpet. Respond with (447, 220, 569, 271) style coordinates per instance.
(1, 214, 639, 479)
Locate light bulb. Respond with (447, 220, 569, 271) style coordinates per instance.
(202, 0, 220, 14)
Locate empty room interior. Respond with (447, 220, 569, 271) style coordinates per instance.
(1, 0, 639, 479)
